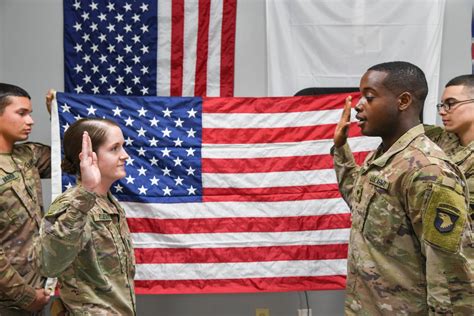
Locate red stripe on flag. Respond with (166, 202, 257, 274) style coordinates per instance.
(135, 275, 346, 294)
(203, 123, 363, 144)
(135, 244, 349, 264)
(202, 151, 370, 173)
(127, 214, 351, 234)
(219, 0, 237, 97)
(203, 93, 361, 113)
(194, 0, 211, 96)
(203, 184, 342, 202)
(170, 0, 185, 96)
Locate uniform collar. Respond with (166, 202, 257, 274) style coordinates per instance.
(368, 124, 424, 169)
(464, 139, 474, 151)
(95, 191, 123, 215)
(0, 153, 16, 173)
(451, 139, 474, 164)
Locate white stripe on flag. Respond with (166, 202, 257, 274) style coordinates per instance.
(135, 259, 348, 280)
(157, 0, 172, 96)
(202, 137, 380, 158)
(202, 169, 337, 188)
(132, 228, 350, 248)
(203, 108, 348, 128)
(182, 0, 199, 96)
(122, 198, 350, 219)
(51, 97, 62, 200)
(206, 0, 224, 96)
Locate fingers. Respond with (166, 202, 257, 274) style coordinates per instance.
(91, 151, 98, 167)
(81, 131, 91, 159)
(45, 89, 55, 115)
(87, 131, 93, 152)
(333, 96, 354, 148)
(341, 96, 352, 122)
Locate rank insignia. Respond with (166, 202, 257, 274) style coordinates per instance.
(434, 207, 459, 233)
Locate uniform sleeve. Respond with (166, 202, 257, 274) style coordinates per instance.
(35, 187, 96, 277)
(331, 143, 361, 206)
(0, 248, 36, 309)
(405, 165, 474, 315)
(28, 142, 51, 178)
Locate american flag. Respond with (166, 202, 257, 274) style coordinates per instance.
(64, 0, 236, 97)
(51, 92, 380, 294)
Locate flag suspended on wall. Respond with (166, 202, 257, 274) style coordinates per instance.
(266, 0, 446, 124)
(63, 0, 236, 97)
(51, 92, 380, 294)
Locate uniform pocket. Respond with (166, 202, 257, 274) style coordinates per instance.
(73, 217, 120, 292)
(362, 192, 404, 250)
(90, 214, 123, 277)
(0, 184, 29, 229)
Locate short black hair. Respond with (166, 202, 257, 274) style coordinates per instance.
(0, 83, 31, 114)
(368, 61, 428, 103)
(445, 74, 474, 95)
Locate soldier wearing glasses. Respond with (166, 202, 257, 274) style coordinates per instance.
(426, 75, 474, 223)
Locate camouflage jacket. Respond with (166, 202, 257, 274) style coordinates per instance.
(0, 142, 50, 310)
(332, 125, 473, 315)
(425, 125, 474, 222)
(34, 185, 136, 316)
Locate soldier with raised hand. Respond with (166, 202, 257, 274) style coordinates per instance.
(34, 118, 136, 315)
(332, 61, 473, 314)
(0, 83, 51, 314)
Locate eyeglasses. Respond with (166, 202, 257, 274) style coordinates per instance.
(436, 98, 474, 112)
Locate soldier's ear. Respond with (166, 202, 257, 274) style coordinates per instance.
(398, 92, 412, 111)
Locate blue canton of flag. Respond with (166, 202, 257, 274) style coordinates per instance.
(55, 92, 202, 203)
(64, 0, 157, 95)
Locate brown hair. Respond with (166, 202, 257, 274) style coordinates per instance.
(61, 118, 120, 175)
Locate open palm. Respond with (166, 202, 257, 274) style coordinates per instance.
(334, 96, 352, 148)
(79, 131, 101, 191)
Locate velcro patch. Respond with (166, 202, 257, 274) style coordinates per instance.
(423, 183, 467, 253)
(0, 172, 18, 186)
(93, 213, 112, 222)
(369, 175, 389, 190)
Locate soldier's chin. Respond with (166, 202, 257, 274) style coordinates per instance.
(359, 125, 370, 136)
(360, 127, 376, 137)
(443, 125, 456, 133)
(16, 134, 29, 141)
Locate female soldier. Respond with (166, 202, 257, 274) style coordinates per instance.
(35, 118, 136, 315)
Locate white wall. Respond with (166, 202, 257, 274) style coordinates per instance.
(0, 0, 471, 315)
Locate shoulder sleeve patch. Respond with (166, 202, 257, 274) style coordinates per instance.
(423, 183, 467, 253)
(45, 195, 71, 217)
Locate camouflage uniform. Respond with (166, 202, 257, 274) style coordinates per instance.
(34, 185, 136, 316)
(0, 143, 50, 314)
(332, 125, 473, 315)
(425, 125, 474, 223)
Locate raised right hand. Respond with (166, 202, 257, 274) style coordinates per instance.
(45, 89, 55, 115)
(79, 131, 101, 192)
(25, 288, 51, 312)
(333, 96, 353, 148)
